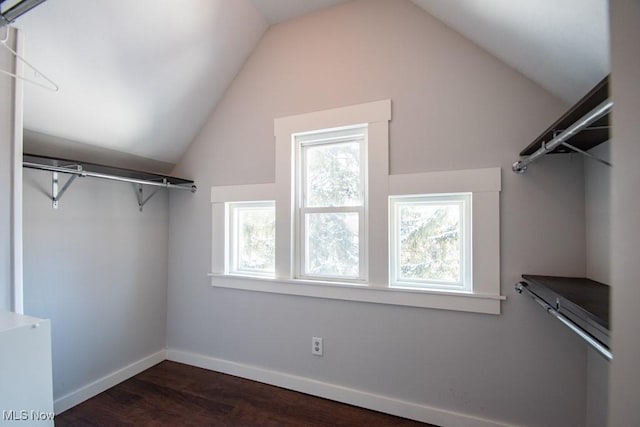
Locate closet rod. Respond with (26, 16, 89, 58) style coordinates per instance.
(512, 99, 613, 173)
(515, 282, 612, 361)
(23, 161, 197, 192)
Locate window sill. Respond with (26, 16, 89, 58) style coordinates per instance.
(208, 273, 505, 315)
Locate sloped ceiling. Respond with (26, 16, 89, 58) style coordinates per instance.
(412, 0, 610, 105)
(13, 0, 269, 164)
(6, 0, 609, 165)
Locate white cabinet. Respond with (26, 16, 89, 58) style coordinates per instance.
(0, 311, 54, 426)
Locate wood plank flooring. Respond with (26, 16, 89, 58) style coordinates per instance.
(55, 361, 435, 426)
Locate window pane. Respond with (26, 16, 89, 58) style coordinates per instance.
(305, 212, 359, 278)
(304, 141, 361, 207)
(398, 203, 461, 283)
(234, 205, 275, 274)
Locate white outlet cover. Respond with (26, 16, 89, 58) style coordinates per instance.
(312, 337, 323, 356)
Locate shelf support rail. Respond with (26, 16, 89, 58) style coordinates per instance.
(512, 99, 613, 174)
(515, 282, 612, 361)
(24, 161, 197, 210)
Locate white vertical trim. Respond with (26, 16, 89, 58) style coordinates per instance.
(471, 191, 500, 296)
(211, 202, 225, 274)
(274, 131, 294, 279)
(11, 28, 24, 314)
(367, 121, 389, 287)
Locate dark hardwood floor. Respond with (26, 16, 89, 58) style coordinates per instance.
(55, 361, 435, 426)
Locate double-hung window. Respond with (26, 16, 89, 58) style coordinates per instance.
(295, 127, 367, 282)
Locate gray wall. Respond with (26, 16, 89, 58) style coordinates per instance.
(23, 168, 169, 401)
(584, 142, 610, 427)
(0, 29, 16, 312)
(585, 142, 611, 284)
(168, 1, 589, 426)
(586, 347, 609, 427)
(609, 0, 640, 425)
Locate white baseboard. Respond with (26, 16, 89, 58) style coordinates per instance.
(54, 350, 166, 414)
(166, 349, 517, 427)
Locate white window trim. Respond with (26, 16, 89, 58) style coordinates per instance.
(210, 100, 505, 315)
(207, 272, 503, 314)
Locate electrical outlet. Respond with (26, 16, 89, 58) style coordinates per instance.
(312, 337, 323, 356)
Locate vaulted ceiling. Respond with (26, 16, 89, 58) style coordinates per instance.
(6, 0, 609, 165)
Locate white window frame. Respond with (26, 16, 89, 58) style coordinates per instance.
(211, 183, 276, 279)
(389, 193, 472, 292)
(226, 201, 275, 278)
(295, 127, 368, 282)
(209, 100, 504, 315)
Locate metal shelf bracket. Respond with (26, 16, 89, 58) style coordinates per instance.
(51, 165, 82, 209)
(133, 183, 161, 212)
(558, 140, 612, 168)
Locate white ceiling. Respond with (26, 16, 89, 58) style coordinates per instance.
(6, 0, 610, 165)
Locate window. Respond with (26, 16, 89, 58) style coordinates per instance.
(210, 183, 276, 280)
(210, 100, 503, 315)
(295, 127, 367, 282)
(389, 193, 471, 292)
(226, 201, 275, 277)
